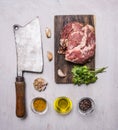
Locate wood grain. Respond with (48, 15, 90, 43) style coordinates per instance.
(54, 15, 95, 83)
(15, 76, 25, 118)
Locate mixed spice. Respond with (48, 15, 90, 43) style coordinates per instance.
(33, 98, 47, 112)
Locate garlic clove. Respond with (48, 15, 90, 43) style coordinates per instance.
(47, 51, 53, 61)
(57, 69, 66, 77)
(45, 27, 51, 38)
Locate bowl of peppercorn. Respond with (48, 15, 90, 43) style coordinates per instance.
(78, 97, 95, 115)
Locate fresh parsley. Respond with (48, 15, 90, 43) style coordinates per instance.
(71, 65, 107, 85)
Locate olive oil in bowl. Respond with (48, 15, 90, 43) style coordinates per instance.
(54, 96, 72, 115)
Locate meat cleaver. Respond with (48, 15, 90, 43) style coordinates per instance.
(13, 17, 43, 118)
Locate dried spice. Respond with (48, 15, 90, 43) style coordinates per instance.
(79, 98, 92, 111)
(33, 78, 47, 92)
(33, 98, 47, 112)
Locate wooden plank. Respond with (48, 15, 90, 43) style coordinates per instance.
(54, 15, 95, 83)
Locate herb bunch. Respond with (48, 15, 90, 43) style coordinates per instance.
(71, 65, 107, 85)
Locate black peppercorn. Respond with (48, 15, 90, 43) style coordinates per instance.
(79, 98, 92, 112)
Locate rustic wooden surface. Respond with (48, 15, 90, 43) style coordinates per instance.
(54, 15, 95, 83)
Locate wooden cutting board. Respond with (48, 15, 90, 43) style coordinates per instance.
(54, 15, 95, 83)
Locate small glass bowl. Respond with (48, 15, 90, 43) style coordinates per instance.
(78, 97, 95, 115)
(31, 97, 48, 115)
(53, 96, 73, 115)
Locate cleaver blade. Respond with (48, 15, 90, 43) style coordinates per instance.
(13, 17, 43, 118)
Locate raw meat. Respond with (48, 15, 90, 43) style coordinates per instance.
(58, 22, 96, 64)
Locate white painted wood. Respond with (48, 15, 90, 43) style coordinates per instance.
(0, 0, 118, 130)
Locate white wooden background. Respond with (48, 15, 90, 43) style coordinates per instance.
(0, 0, 118, 130)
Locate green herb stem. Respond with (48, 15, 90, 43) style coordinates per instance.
(94, 67, 108, 75)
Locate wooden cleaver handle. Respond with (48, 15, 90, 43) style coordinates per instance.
(15, 76, 25, 118)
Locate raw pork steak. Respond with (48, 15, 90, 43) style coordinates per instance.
(58, 22, 96, 64)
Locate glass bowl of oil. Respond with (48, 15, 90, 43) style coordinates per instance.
(53, 96, 72, 115)
(31, 97, 48, 115)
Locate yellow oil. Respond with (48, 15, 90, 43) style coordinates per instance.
(54, 97, 72, 114)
